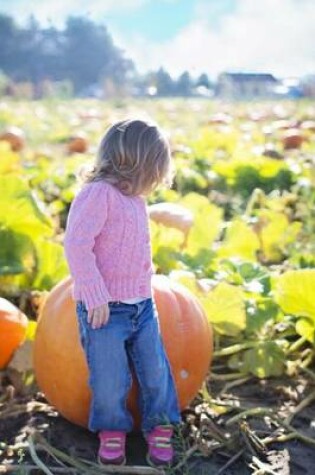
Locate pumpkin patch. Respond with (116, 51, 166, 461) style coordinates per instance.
(0, 98, 315, 472)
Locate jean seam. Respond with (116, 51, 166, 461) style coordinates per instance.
(128, 308, 162, 431)
(128, 344, 148, 424)
(123, 359, 133, 431)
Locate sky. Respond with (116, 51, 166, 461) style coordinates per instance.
(0, 0, 314, 79)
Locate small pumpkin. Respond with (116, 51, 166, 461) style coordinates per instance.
(208, 113, 232, 125)
(282, 129, 305, 150)
(148, 202, 194, 235)
(0, 297, 29, 369)
(33, 275, 213, 429)
(0, 127, 25, 152)
(66, 134, 88, 154)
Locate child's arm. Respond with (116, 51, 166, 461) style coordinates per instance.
(63, 181, 112, 312)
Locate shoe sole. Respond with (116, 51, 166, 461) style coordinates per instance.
(146, 453, 173, 468)
(97, 455, 126, 466)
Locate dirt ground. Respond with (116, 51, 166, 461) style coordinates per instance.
(0, 374, 315, 474)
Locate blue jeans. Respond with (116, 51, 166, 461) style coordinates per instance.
(75, 297, 181, 433)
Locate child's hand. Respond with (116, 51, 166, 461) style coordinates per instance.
(88, 303, 110, 329)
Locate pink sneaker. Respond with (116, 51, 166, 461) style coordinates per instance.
(97, 430, 126, 465)
(146, 425, 174, 467)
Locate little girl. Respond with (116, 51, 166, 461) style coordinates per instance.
(63, 119, 181, 467)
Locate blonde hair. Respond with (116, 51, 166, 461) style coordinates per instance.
(82, 119, 173, 196)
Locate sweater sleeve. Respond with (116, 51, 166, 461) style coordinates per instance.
(63, 181, 112, 311)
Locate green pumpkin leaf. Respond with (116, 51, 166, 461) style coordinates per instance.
(246, 299, 280, 334)
(242, 341, 285, 378)
(0, 229, 36, 277)
(169, 270, 199, 295)
(180, 193, 222, 257)
(0, 175, 53, 239)
(150, 221, 183, 256)
(274, 269, 315, 320)
(31, 238, 69, 290)
(258, 210, 302, 263)
(202, 282, 246, 336)
(296, 318, 315, 344)
(218, 219, 260, 262)
(0, 142, 21, 174)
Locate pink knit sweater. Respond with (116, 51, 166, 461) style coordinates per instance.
(63, 180, 153, 311)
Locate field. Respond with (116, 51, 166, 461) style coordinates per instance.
(0, 98, 315, 474)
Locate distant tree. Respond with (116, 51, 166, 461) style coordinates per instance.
(14, 16, 45, 83)
(196, 73, 211, 89)
(39, 25, 66, 82)
(0, 15, 19, 76)
(0, 13, 134, 96)
(175, 71, 192, 96)
(62, 17, 133, 93)
(155, 68, 175, 96)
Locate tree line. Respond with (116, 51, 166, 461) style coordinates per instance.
(0, 14, 212, 98)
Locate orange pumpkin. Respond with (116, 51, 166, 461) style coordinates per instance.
(0, 127, 25, 152)
(282, 129, 305, 150)
(0, 297, 29, 369)
(208, 113, 232, 125)
(33, 275, 213, 429)
(66, 134, 88, 154)
(148, 203, 194, 235)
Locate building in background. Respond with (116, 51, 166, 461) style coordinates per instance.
(301, 75, 315, 97)
(272, 78, 304, 99)
(217, 72, 279, 99)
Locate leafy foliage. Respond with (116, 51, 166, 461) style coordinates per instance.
(0, 98, 314, 379)
(274, 269, 315, 344)
(0, 14, 134, 94)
